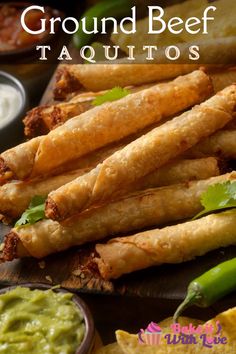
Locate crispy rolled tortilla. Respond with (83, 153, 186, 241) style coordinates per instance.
(46, 85, 236, 221)
(95, 209, 236, 280)
(186, 130, 236, 159)
(0, 157, 219, 220)
(3, 172, 235, 260)
(23, 97, 93, 138)
(50, 142, 124, 177)
(128, 157, 220, 191)
(24, 85, 152, 138)
(0, 70, 212, 181)
(32, 70, 212, 178)
(25, 67, 236, 138)
(53, 63, 201, 99)
(0, 137, 41, 182)
(0, 168, 90, 220)
(55, 64, 236, 102)
(211, 67, 236, 93)
(0, 138, 125, 185)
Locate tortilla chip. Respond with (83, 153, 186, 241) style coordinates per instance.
(95, 309, 236, 353)
(115, 309, 236, 354)
(94, 342, 124, 354)
(205, 307, 236, 341)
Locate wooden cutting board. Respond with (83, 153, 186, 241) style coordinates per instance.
(1, 223, 236, 300)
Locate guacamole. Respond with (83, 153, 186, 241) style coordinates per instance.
(0, 287, 85, 354)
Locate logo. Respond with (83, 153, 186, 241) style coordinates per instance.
(138, 320, 227, 348)
(138, 322, 162, 345)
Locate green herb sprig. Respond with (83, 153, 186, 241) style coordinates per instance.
(92, 87, 131, 106)
(15, 196, 47, 228)
(194, 181, 236, 219)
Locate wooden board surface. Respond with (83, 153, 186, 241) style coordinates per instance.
(1, 223, 236, 300)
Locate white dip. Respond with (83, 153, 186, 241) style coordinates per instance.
(0, 84, 22, 127)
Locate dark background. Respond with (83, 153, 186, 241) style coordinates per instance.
(0, 0, 189, 16)
(0, 0, 81, 13)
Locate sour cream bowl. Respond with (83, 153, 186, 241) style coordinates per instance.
(0, 71, 28, 152)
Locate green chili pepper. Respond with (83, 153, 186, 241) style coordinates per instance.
(73, 0, 132, 49)
(173, 257, 236, 322)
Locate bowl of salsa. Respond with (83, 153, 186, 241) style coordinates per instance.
(0, 283, 95, 354)
(0, 2, 63, 61)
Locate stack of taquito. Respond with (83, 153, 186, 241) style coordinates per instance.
(24, 65, 236, 138)
(0, 69, 212, 182)
(1, 66, 236, 282)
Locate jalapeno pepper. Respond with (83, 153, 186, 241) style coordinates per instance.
(73, 0, 132, 49)
(173, 257, 236, 322)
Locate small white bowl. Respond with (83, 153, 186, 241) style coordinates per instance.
(0, 71, 28, 152)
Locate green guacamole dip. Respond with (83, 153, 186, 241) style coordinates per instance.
(0, 287, 85, 354)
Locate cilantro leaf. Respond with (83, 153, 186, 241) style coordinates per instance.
(194, 181, 236, 219)
(92, 87, 131, 106)
(15, 196, 47, 228)
(29, 195, 46, 209)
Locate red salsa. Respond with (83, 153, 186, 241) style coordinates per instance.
(0, 4, 52, 52)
